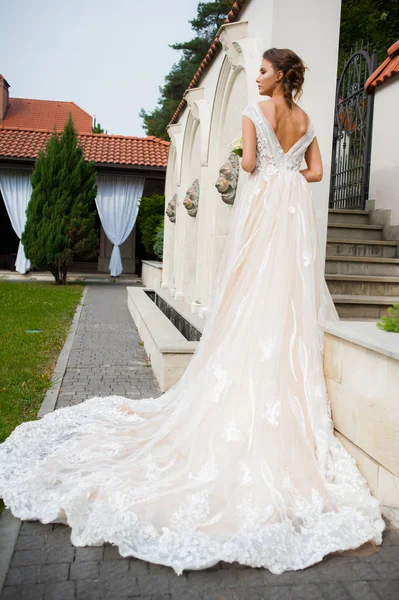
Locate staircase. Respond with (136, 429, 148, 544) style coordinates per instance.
(325, 209, 399, 319)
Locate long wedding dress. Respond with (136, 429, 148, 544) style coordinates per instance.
(0, 100, 385, 575)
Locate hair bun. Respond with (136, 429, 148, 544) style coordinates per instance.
(262, 48, 307, 109)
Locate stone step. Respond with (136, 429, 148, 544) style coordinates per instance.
(332, 294, 399, 319)
(327, 223, 383, 241)
(325, 256, 399, 277)
(326, 239, 398, 258)
(326, 274, 399, 296)
(328, 209, 370, 225)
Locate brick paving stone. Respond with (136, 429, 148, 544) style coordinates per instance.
(103, 543, 125, 561)
(369, 579, 399, 600)
(137, 574, 171, 596)
(15, 534, 46, 551)
(38, 563, 70, 583)
(105, 573, 139, 597)
(5, 566, 39, 586)
(75, 580, 106, 600)
(75, 547, 104, 562)
(99, 559, 129, 579)
(317, 582, 352, 600)
(11, 549, 47, 568)
(2, 284, 399, 600)
(1, 584, 45, 599)
(342, 581, 380, 600)
(43, 581, 76, 600)
(69, 560, 100, 580)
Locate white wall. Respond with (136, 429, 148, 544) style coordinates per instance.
(369, 77, 399, 225)
(163, 0, 342, 315)
(235, 0, 341, 251)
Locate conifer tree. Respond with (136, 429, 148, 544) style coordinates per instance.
(22, 114, 98, 284)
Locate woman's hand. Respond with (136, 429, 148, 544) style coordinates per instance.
(241, 116, 257, 173)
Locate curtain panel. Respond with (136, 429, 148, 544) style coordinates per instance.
(95, 175, 145, 277)
(0, 169, 32, 274)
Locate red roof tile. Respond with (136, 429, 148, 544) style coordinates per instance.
(168, 0, 249, 127)
(0, 96, 93, 133)
(0, 127, 169, 168)
(365, 40, 399, 94)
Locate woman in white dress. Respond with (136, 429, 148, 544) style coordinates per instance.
(0, 48, 384, 576)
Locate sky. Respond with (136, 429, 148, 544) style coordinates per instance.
(1, 0, 203, 136)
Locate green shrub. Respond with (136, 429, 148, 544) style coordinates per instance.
(136, 194, 165, 258)
(377, 304, 399, 333)
(153, 218, 164, 260)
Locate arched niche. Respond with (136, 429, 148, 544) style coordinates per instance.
(162, 144, 178, 290)
(173, 110, 202, 303)
(205, 59, 249, 301)
(184, 87, 211, 167)
(167, 122, 183, 186)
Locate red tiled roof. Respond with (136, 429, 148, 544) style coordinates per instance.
(0, 127, 169, 168)
(0, 95, 93, 133)
(365, 40, 399, 94)
(168, 0, 249, 127)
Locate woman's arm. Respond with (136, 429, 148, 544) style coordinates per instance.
(241, 116, 257, 173)
(300, 137, 323, 182)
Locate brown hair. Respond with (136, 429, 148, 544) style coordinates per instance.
(262, 48, 306, 109)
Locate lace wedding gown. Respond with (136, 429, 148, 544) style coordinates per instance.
(0, 100, 385, 576)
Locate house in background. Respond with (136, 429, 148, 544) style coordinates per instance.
(0, 74, 169, 275)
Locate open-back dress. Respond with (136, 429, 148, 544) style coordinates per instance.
(0, 99, 384, 575)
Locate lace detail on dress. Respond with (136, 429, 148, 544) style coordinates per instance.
(241, 102, 316, 180)
(242, 105, 279, 180)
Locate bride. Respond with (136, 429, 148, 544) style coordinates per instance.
(0, 48, 385, 576)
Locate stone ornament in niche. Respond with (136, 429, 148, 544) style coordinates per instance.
(215, 152, 240, 205)
(183, 179, 200, 217)
(166, 194, 177, 223)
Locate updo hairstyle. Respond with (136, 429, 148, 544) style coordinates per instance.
(262, 48, 307, 109)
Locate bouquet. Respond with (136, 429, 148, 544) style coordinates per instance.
(229, 136, 243, 157)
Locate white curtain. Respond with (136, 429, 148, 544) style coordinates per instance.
(0, 170, 32, 274)
(95, 175, 145, 277)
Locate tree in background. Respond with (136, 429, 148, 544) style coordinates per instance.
(92, 116, 107, 134)
(140, 0, 398, 139)
(22, 115, 98, 284)
(338, 0, 399, 72)
(136, 194, 165, 260)
(140, 1, 234, 139)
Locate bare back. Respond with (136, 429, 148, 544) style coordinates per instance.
(258, 99, 310, 155)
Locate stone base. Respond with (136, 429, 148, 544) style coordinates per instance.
(127, 287, 198, 391)
(321, 320, 399, 525)
(141, 260, 163, 288)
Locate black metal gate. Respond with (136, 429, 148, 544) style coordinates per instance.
(329, 45, 378, 210)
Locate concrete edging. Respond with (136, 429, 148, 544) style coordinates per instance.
(38, 286, 87, 417)
(0, 510, 21, 591)
(0, 285, 87, 592)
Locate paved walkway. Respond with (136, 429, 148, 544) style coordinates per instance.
(1, 285, 398, 600)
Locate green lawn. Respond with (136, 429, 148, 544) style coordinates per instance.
(0, 282, 83, 443)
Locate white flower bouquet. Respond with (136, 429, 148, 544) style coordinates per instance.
(229, 136, 243, 157)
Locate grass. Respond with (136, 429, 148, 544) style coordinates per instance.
(0, 282, 83, 443)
